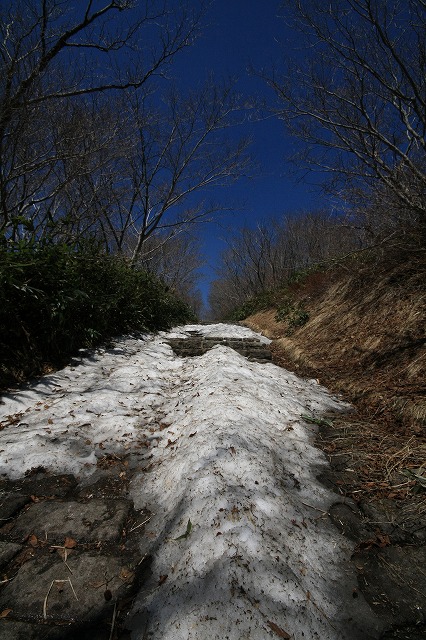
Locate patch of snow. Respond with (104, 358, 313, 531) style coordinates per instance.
(0, 327, 381, 638)
(0, 336, 177, 479)
(163, 323, 271, 343)
(128, 344, 376, 639)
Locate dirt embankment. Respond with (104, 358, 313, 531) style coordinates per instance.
(243, 256, 426, 465)
(243, 255, 426, 637)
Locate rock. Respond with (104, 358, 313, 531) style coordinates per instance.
(353, 545, 426, 627)
(0, 475, 77, 501)
(0, 552, 138, 623)
(10, 499, 131, 544)
(0, 495, 29, 522)
(328, 502, 370, 542)
(165, 336, 272, 362)
(0, 620, 56, 640)
(360, 498, 426, 544)
(0, 540, 21, 571)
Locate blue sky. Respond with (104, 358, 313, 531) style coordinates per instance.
(170, 0, 325, 304)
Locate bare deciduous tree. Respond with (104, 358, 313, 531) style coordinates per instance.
(97, 82, 251, 263)
(135, 230, 204, 313)
(0, 0, 202, 238)
(209, 211, 361, 319)
(216, 223, 281, 301)
(269, 0, 426, 243)
(1, 0, 250, 279)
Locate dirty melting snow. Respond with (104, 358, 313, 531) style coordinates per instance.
(164, 322, 271, 342)
(0, 324, 377, 639)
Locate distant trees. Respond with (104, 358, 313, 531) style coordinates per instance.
(136, 231, 204, 316)
(209, 210, 360, 319)
(270, 0, 426, 247)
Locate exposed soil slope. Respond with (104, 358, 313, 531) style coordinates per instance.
(243, 255, 425, 442)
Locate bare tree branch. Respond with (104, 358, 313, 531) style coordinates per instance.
(0, 0, 203, 235)
(268, 0, 426, 240)
(91, 80, 251, 263)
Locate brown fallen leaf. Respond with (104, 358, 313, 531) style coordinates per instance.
(0, 609, 12, 619)
(357, 530, 391, 551)
(375, 531, 391, 548)
(158, 574, 168, 586)
(120, 567, 135, 583)
(64, 537, 77, 549)
(90, 580, 106, 589)
(1, 522, 15, 534)
(267, 621, 291, 638)
(28, 534, 38, 547)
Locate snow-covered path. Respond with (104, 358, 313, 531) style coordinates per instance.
(0, 324, 382, 639)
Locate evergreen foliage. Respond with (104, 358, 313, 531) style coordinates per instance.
(0, 242, 195, 388)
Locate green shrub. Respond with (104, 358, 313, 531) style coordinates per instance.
(275, 298, 309, 334)
(288, 307, 309, 331)
(0, 241, 195, 388)
(274, 297, 294, 322)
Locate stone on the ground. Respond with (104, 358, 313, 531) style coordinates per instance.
(166, 336, 272, 362)
(0, 540, 21, 571)
(10, 499, 131, 544)
(354, 545, 426, 626)
(0, 495, 30, 521)
(0, 552, 137, 623)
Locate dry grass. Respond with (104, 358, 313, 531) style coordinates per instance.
(319, 416, 426, 497)
(243, 255, 426, 507)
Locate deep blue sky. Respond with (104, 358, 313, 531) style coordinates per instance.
(171, 0, 324, 304)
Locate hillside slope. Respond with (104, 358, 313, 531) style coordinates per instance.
(243, 255, 425, 502)
(244, 259, 424, 424)
(241, 255, 426, 636)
